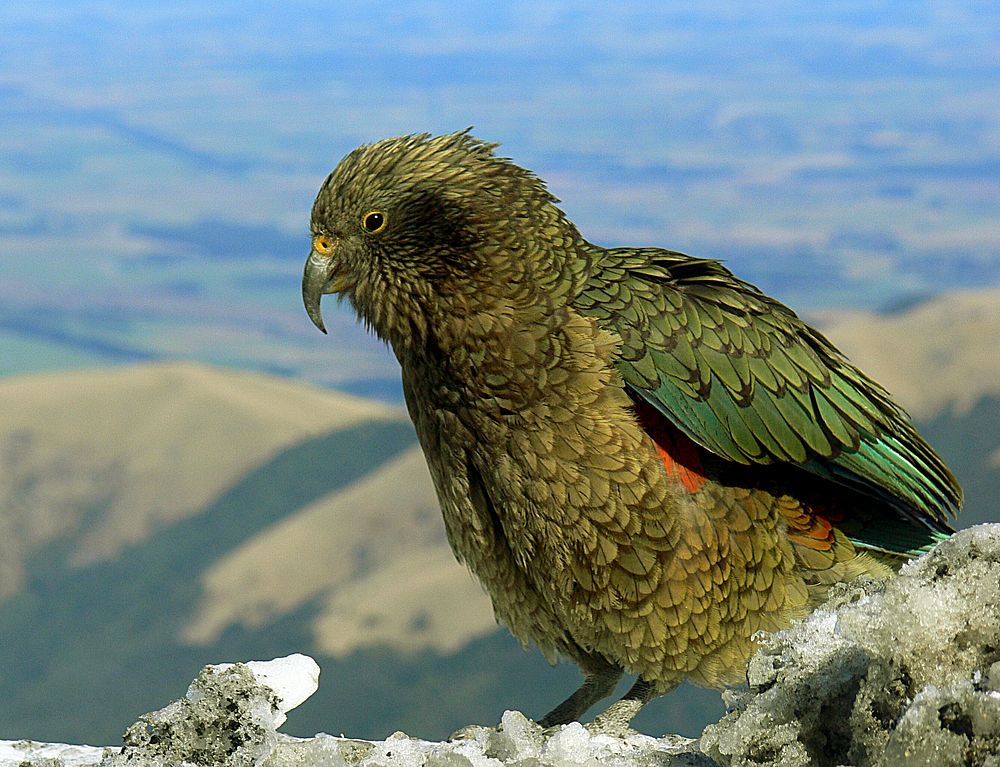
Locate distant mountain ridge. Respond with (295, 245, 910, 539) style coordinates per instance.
(0, 363, 396, 589)
(0, 362, 499, 660)
(815, 288, 1000, 419)
(0, 364, 436, 743)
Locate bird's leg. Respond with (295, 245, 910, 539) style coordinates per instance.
(587, 675, 671, 737)
(538, 657, 622, 727)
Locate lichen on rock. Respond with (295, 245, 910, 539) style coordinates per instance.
(110, 663, 279, 767)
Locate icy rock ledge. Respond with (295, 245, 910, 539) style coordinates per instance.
(0, 652, 708, 767)
(0, 653, 323, 767)
(701, 524, 1000, 767)
(2, 524, 999, 767)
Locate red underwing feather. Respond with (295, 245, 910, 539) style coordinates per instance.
(634, 399, 708, 494)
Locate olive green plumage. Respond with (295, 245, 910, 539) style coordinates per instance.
(302, 130, 962, 731)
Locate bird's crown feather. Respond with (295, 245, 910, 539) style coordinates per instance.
(316, 129, 558, 218)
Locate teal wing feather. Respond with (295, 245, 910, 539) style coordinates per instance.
(574, 247, 962, 534)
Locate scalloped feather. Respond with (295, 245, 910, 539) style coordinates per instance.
(577, 247, 962, 534)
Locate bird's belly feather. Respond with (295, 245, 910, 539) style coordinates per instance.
(399, 309, 841, 688)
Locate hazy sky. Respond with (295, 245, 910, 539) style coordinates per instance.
(1, 1, 997, 387)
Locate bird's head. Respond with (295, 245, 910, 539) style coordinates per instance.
(302, 130, 584, 352)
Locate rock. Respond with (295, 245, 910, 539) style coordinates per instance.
(700, 524, 1000, 767)
(105, 654, 319, 767)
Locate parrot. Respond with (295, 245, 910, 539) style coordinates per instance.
(301, 130, 962, 734)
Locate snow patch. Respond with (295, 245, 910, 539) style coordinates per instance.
(212, 653, 320, 727)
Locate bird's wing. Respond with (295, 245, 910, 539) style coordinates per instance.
(575, 247, 962, 533)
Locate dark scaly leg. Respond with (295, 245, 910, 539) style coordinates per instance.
(587, 676, 671, 736)
(538, 655, 623, 727)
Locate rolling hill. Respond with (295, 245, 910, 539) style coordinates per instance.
(816, 288, 1000, 421)
(0, 362, 396, 591)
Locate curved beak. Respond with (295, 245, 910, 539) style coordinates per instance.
(302, 250, 336, 334)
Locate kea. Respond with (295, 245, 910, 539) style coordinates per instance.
(301, 130, 962, 733)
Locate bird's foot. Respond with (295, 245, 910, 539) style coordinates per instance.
(447, 723, 496, 742)
(536, 659, 623, 729)
(538, 722, 569, 739)
(584, 698, 644, 738)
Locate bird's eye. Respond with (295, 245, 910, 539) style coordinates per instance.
(362, 211, 386, 234)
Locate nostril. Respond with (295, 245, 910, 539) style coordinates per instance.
(312, 234, 336, 255)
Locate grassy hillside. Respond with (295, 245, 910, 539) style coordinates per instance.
(0, 362, 395, 587)
(0, 416, 418, 742)
(817, 288, 1000, 421)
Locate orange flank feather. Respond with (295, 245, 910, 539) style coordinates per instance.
(633, 400, 707, 494)
(782, 508, 835, 551)
(776, 499, 849, 552)
(634, 398, 842, 553)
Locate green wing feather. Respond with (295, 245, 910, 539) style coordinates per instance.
(575, 247, 962, 535)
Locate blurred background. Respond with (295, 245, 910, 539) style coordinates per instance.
(0, 0, 997, 746)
